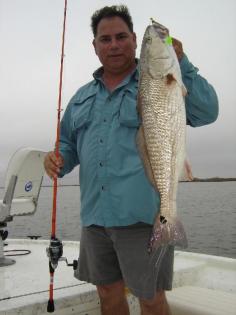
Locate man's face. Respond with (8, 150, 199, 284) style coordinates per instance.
(93, 16, 137, 75)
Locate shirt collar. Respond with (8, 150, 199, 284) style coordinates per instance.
(92, 58, 139, 85)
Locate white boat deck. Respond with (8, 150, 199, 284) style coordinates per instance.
(0, 239, 236, 315)
(1, 239, 100, 315)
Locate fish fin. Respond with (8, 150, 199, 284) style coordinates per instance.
(149, 215, 188, 251)
(166, 73, 176, 85)
(179, 158, 194, 181)
(172, 71, 187, 96)
(166, 73, 186, 96)
(182, 84, 187, 96)
(136, 126, 156, 188)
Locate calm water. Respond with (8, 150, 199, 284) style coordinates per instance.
(1, 182, 236, 258)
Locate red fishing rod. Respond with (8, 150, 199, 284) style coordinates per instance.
(46, 1, 77, 312)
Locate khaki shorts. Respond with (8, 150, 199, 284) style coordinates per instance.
(74, 223, 174, 300)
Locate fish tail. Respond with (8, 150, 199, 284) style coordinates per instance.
(149, 216, 188, 252)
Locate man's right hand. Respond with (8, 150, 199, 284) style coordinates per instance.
(44, 151, 64, 179)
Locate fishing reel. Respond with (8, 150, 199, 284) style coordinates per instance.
(46, 237, 78, 271)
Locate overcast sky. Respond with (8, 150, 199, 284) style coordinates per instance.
(0, 0, 235, 182)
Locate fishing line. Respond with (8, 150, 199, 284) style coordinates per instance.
(47, 0, 67, 313)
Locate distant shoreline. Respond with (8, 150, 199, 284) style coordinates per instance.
(183, 177, 236, 183)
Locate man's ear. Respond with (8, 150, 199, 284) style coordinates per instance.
(133, 32, 137, 49)
(93, 39, 97, 55)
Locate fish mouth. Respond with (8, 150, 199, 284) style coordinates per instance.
(151, 55, 170, 61)
(151, 19, 169, 38)
(155, 56, 169, 60)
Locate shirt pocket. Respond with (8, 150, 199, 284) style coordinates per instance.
(111, 93, 142, 169)
(72, 93, 96, 132)
(119, 94, 141, 128)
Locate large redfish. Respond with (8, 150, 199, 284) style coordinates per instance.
(137, 20, 188, 250)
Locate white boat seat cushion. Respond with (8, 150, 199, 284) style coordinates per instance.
(167, 286, 236, 315)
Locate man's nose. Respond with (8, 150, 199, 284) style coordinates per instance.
(110, 38, 119, 48)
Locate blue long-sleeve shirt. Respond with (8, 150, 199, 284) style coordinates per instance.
(59, 55, 218, 227)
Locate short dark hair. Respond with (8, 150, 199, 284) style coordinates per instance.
(91, 5, 134, 37)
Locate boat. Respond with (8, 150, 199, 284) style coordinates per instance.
(0, 149, 236, 315)
(1, 239, 235, 315)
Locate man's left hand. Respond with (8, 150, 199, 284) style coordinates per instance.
(172, 37, 184, 61)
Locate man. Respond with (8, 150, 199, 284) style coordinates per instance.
(44, 5, 218, 315)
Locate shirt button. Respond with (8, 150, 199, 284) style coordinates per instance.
(99, 139, 103, 144)
(101, 185, 105, 191)
(103, 119, 107, 122)
(99, 162, 103, 167)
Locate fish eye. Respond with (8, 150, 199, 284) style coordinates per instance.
(146, 36, 152, 44)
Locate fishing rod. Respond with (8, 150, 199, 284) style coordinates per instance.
(46, 1, 77, 312)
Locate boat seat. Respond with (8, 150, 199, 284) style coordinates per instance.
(167, 286, 236, 315)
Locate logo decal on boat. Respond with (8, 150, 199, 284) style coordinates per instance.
(25, 181, 33, 192)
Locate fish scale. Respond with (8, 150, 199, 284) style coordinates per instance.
(140, 77, 179, 215)
(137, 20, 187, 250)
